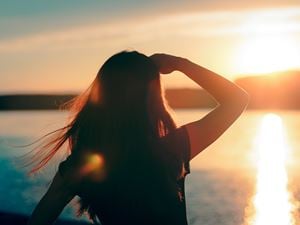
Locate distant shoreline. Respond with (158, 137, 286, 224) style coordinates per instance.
(2, 70, 300, 110)
(0, 90, 216, 110)
(0, 94, 74, 111)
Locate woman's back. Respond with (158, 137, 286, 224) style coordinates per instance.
(58, 125, 191, 225)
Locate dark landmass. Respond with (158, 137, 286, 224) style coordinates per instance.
(1, 70, 300, 110)
(164, 88, 216, 109)
(0, 90, 216, 110)
(0, 94, 74, 110)
(0, 211, 89, 225)
(235, 70, 300, 109)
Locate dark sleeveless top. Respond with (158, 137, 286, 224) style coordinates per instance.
(58, 125, 191, 225)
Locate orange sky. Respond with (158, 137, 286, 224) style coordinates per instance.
(1, 1, 300, 93)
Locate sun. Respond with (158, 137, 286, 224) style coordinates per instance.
(234, 12, 300, 75)
(235, 35, 299, 75)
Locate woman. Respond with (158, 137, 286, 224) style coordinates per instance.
(27, 50, 249, 225)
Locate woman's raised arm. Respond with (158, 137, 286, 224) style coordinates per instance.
(151, 54, 249, 160)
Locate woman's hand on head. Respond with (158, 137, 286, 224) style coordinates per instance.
(150, 53, 183, 74)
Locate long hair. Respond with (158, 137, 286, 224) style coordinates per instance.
(24, 50, 182, 222)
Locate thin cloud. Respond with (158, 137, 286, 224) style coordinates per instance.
(0, 7, 300, 53)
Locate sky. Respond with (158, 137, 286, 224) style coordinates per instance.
(1, 0, 300, 94)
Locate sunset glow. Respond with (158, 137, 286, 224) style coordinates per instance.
(236, 35, 300, 74)
(235, 11, 300, 75)
(2, 5, 300, 92)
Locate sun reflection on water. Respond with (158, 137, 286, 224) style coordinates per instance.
(246, 113, 295, 225)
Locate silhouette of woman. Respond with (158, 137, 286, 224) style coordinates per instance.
(27, 50, 249, 225)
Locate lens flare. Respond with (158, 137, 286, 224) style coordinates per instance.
(80, 153, 106, 181)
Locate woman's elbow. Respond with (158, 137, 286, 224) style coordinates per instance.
(223, 89, 249, 110)
(216, 87, 249, 111)
(237, 88, 249, 103)
(233, 89, 250, 111)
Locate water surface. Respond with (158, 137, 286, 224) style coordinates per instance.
(1, 109, 300, 225)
